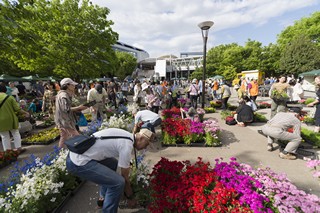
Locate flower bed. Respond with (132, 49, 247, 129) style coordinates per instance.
(161, 107, 221, 147)
(147, 157, 320, 213)
(21, 128, 60, 145)
(257, 102, 271, 109)
(0, 150, 19, 169)
(0, 148, 82, 212)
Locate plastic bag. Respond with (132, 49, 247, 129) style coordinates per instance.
(78, 113, 88, 126)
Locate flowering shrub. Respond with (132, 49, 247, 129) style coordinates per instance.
(0, 148, 80, 212)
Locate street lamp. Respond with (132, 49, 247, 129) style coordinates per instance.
(198, 21, 214, 108)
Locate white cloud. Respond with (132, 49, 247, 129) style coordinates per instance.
(91, 0, 319, 58)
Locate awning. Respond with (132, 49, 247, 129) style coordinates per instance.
(298, 70, 320, 77)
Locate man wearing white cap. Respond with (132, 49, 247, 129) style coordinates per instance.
(66, 128, 155, 212)
(55, 78, 88, 148)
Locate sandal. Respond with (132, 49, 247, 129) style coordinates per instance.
(14, 148, 26, 155)
(97, 198, 104, 208)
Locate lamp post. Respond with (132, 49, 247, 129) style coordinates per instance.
(198, 21, 214, 108)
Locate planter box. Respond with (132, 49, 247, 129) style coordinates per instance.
(51, 180, 86, 213)
(35, 123, 55, 129)
(19, 121, 33, 134)
(162, 142, 219, 147)
(22, 136, 60, 145)
(0, 158, 17, 169)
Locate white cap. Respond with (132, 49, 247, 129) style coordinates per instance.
(60, 78, 78, 86)
(141, 82, 149, 91)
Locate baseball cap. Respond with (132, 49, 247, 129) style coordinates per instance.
(95, 84, 103, 94)
(60, 78, 78, 86)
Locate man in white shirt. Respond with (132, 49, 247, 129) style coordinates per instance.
(66, 128, 155, 212)
(132, 109, 162, 133)
(87, 83, 107, 121)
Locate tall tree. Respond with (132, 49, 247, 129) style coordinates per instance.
(0, 0, 118, 79)
(279, 34, 320, 75)
(277, 11, 320, 49)
(242, 39, 263, 70)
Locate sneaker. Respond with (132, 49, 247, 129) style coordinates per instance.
(267, 144, 273, 152)
(279, 152, 297, 160)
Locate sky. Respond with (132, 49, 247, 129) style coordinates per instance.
(92, 0, 320, 58)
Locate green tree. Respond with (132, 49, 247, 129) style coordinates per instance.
(277, 11, 320, 50)
(242, 39, 263, 70)
(279, 34, 320, 75)
(190, 68, 203, 81)
(221, 65, 237, 82)
(0, 0, 118, 80)
(114, 52, 137, 80)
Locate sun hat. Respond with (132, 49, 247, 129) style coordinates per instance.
(60, 78, 78, 86)
(141, 82, 149, 91)
(192, 79, 197, 84)
(139, 128, 155, 141)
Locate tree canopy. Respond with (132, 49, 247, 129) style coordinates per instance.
(0, 0, 118, 80)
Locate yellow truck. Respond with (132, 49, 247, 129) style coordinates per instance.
(232, 70, 265, 86)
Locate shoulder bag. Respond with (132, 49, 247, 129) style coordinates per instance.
(65, 134, 133, 154)
(0, 95, 9, 109)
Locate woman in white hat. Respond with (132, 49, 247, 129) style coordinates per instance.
(188, 79, 200, 109)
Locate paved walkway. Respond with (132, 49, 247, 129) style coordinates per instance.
(59, 92, 320, 213)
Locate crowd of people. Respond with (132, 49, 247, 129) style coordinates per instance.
(0, 74, 320, 211)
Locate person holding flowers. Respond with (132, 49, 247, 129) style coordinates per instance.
(269, 75, 290, 119)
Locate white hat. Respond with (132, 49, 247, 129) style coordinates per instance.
(141, 82, 149, 91)
(60, 78, 78, 86)
(192, 78, 197, 84)
(234, 84, 240, 89)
